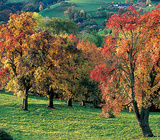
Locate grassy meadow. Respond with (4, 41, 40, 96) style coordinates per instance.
(7, 0, 29, 3)
(0, 91, 160, 140)
(39, 0, 123, 22)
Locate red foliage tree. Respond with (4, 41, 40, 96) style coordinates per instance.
(90, 6, 160, 137)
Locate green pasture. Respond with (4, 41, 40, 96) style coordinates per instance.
(39, 0, 125, 25)
(94, 17, 106, 25)
(0, 91, 160, 140)
(7, 0, 29, 3)
(98, 30, 104, 35)
(142, 6, 156, 12)
(67, 0, 123, 4)
(40, 6, 68, 20)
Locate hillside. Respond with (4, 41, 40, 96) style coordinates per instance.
(39, 0, 122, 25)
(0, 92, 160, 140)
(39, 0, 160, 33)
(1, 0, 160, 33)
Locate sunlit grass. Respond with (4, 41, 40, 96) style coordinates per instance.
(0, 91, 160, 140)
(39, 6, 68, 20)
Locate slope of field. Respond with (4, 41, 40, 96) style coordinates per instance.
(39, 6, 68, 20)
(39, 0, 123, 21)
(0, 91, 160, 140)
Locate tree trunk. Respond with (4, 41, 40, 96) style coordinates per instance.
(135, 107, 153, 137)
(128, 32, 153, 137)
(47, 87, 54, 108)
(47, 93, 54, 108)
(22, 88, 28, 111)
(93, 99, 100, 108)
(67, 98, 72, 107)
(80, 100, 86, 107)
(47, 96, 54, 108)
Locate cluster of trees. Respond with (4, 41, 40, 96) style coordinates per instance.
(0, 0, 60, 24)
(64, 6, 99, 32)
(96, 10, 114, 19)
(0, 12, 102, 110)
(33, 13, 78, 35)
(1, 3, 160, 138)
(65, 6, 91, 21)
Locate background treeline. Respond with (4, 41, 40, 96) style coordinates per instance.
(0, 0, 59, 23)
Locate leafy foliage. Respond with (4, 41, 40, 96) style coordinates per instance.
(33, 13, 78, 35)
(0, 12, 37, 96)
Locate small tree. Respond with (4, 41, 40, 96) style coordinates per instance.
(146, 0, 151, 5)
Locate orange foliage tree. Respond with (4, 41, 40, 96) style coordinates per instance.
(34, 34, 82, 108)
(0, 12, 37, 110)
(0, 11, 98, 110)
(77, 40, 102, 107)
(0, 11, 81, 110)
(90, 6, 160, 137)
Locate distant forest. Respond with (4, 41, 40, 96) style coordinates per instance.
(0, 0, 63, 23)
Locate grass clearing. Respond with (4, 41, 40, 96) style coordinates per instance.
(0, 91, 160, 140)
(142, 6, 156, 12)
(40, 6, 68, 19)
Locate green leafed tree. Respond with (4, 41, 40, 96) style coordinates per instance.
(33, 13, 78, 35)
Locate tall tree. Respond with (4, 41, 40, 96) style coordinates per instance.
(77, 39, 102, 107)
(0, 12, 37, 110)
(90, 6, 160, 137)
(33, 34, 82, 108)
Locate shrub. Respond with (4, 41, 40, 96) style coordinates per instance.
(0, 129, 13, 140)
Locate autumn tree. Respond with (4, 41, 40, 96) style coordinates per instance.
(0, 12, 38, 110)
(42, 34, 102, 107)
(33, 34, 83, 108)
(90, 6, 160, 137)
(77, 39, 102, 107)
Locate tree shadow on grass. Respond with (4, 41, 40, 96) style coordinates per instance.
(2, 103, 21, 109)
(0, 91, 12, 95)
(28, 103, 70, 111)
(0, 129, 13, 140)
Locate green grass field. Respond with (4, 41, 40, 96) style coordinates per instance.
(40, 6, 68, 20)
(39, 0, 124, 24)
(0, 91, 160, 140)
(7, 0, 29, 3)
